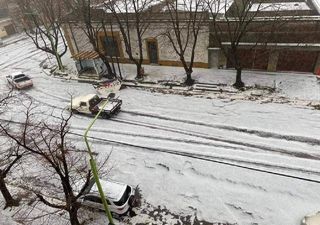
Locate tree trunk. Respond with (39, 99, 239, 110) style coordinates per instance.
(0, 177, 19, 209)
(136, 63, 143, 79)
(55, 54, 64, 71)
(185, 70, 194, 86)
(68, 205, 80, 225)
(102, 57, 116, 79)
(233, 67, 244, 89)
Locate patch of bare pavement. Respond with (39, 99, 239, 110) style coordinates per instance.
(125, 198, 230, 225)
(134, 203, 216, 225)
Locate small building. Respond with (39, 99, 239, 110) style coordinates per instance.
(64, 0, 320, 77)
(63, 1, 209, 78)
(209, 0, 320, 73)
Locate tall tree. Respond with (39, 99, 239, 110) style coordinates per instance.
(0, 99, 109, 225)
(63, 0, 119, 78)
(15, 0, 68, 70)
(207, 0, 283, 88)
(163, 0, 208, 85)
(0, 141, 23, 209)
(103, 0, 156, 79)
(0, 92, 25, 208)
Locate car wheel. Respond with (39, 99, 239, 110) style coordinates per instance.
(128, 196, 136, 207)
(111, 212, 120, 220)
(71, 109, 79, 114)
(128, 209, 136, 217)
(102, 112, 111, 119)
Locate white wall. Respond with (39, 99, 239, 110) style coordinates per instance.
(65, 23, 209, 66)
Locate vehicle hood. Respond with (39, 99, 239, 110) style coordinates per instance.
(90, 179, 127, 202)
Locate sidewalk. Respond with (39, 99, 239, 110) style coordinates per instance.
(119, 63, 320, 102)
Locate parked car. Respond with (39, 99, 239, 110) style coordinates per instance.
(77, 178, 135, 215)
(302, 211, 320, 225)
(68, 94, 122, 118)
(6, 72, 33, 89)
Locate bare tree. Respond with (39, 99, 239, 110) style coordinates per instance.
(0, 141, 25, 209)
(63, 0, 120, 78)
(103, 0, 156, 79)
(0, 92, 25, 208)
(0, 98, 109, 225)
(207, 0, 283, 88)
(163, 0, 208, 85)
(15, 0, 68, 70)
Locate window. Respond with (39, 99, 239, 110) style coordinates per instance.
(80, 102, 87, 107)
(84, 195, 102, 204)
(104, 36, 120, 57)
(84, 195, 110, 204)
(114, 185, 131, 206)
(89, 96, 101, 107)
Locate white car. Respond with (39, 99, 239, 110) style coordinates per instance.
(77, 178, 135, 215)
(302, 211, 320, 225)
(69, 94, 122, 118)
(6, 72, 33, 89)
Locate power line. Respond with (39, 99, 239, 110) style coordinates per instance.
(68, 131, 320, 184)
(1, 117, 320, 184)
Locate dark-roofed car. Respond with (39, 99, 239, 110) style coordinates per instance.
(77, 178, 135, 216)
(6, 72, 33, 89)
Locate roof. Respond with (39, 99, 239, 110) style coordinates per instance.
(10, 71, 24, 76)
(72, 94, 97, 106)
(249, 2, 311, 12)
(72, 51, 100, 60)
(204, 0, 233, 13)
(311, 0, 320, 13)
(100, 0, 163, 13)
(90, 179, 127, 201)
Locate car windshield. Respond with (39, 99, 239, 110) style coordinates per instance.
(113, 185, 131, 206)
(89, 96, 101, 107)
(84, 195, 110, 205)
(13, 74, 26, 80)
(15, 77, 30, 83)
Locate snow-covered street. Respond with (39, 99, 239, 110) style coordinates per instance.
(1, 34, 320, 225)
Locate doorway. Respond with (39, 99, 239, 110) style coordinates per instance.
(146, 39, 158, 64)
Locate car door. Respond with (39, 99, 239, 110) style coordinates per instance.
(78, 102, 88, 114)
(83, 195, 103, 210)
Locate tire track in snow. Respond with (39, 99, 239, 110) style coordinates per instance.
(2, 117, 320, 181)
(121, 110, 320, 146)
(70, 125, 258, 153)
(18, 94, 320, 161)
(67, 131, 320, 180)
(19, 91, 320, 161)
(31, 87, 70, 102)
(110, 118, 320, 160)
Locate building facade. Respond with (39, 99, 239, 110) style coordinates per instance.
(64, 0, 320, 77)
(209, 0, 320, 73)
(0, 0, 17, 38)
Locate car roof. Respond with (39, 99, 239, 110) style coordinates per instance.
(72, 94, 97, 105)
(11, 72, 25, 77)
(90, 179, 128, 202)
